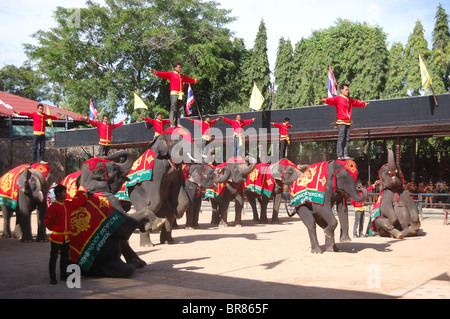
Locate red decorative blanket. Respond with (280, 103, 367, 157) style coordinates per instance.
(69, 193, 125, 271)
(0, 163, 51, 209)
(244, 163, 275, 198)
(60, 171, 81, 200)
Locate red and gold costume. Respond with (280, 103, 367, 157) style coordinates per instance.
(154, 71, 197, 99)
(87, 119, 125, 146)
(143, 118, 171, 137)
(189, 118, 219, 141)
(17, 111, 58, 135)
(324, 95, 367, 125)
(44, 186, 89, 244)
(221, 117, 255, 137)
(271, 122, 292, 142)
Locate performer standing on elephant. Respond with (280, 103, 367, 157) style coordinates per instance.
(187, 115, 220, 157)
(319, 83, 369, 160)
(151, 62, 199, 127)
(45, 184, 90, 285)
(271, 117, 292, 159)
(220, 114, 255, 157)
(351, 180, 379, 237)
(13, 103, 62, 164)
(141, 112, 171, 140)
(84, 114, 128, 157)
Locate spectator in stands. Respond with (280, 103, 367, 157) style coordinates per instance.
(424, 181, 436, 208)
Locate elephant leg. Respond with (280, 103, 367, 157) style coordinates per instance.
(246, 192, 260, 222)
(18, 209, 33, 243)
(259, 197, 269, 224)
(234, 188, 244, 227)
(2, 206, 12, 238)
(160, 214, 176, 245)
(271, 192, 282, 224)
(120, 239, 146, 268)
(313, 205, 339, 252)
(402, 192, 421, 235)
(210, 200, 220, 226)
(298, 205, 322, 254)
(218, 198, 231, 228)
(336, 200, 351, 243)
(36, 202, 48, 242)
(192, 197, 202, 229)
(185, 205, 195, 229)
(373, 217, 392, 237)
(380, 199, 404, 239)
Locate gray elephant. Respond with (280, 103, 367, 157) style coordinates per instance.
(290, 160, 367, 254)
(368, 147, 421, 239)
(207, 157, 257, 227)
(1, 163, 51, 242)
(244, 160, 308, 224)
(69, 151, 165, 278)
(184, 163, 231, 230)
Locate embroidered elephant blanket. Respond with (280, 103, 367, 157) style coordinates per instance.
(115, 149, 156, 202)
(69, 193, 125, 271)
(244, 163, 275, 198)
(289, 161, 329, 207)
(0, 163, 51, 209)
(204, 157, 246, 202)
(367, 195, 382, 236)
(61, 171, 81, 200)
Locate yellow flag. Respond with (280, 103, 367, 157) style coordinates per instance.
(134, 92, 148, 110)
(46, 105, 53, 127)
(419, 53, 432, 91)
(249, 82, 264, 111)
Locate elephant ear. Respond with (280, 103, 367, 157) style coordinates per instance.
(271, 163, 282, 181)
(189, 166, 202, 184)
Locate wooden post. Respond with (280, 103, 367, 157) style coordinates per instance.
(323, 140, 328, 162)
(396, 137, 401, 169)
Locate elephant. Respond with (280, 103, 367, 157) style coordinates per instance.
(184, 163, 231, 230)
(208, 157, 257, 227)
(369, 147, 421, 239)
(71, 150, 165, 278)
(1, 164, 51, 242)
(290, 160, 367, 254)
(244, 160, 308, 224)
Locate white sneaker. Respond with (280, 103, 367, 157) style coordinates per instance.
(40, 161, 48, 164)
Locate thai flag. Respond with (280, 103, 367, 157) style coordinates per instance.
(186, 85, 194, 116)
(89, 99, 98, 120)
(328, 65, 338, 97)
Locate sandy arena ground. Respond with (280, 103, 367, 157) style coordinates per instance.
(0, 207, 449, 300)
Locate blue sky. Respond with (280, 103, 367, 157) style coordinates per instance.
(1, 0, 449, 72)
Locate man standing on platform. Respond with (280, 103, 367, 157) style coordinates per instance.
(84, 114, 128, 157)
(151, 62, 199, 127)
(187, 115, 220, 157)
(220, 114, 255, 157)
(141, 112, 171, 140)
(319, 83, 369, 160)
(14, 103, 62, 164)
(271, 117, 292, 159)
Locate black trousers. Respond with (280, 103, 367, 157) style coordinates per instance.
(170, 95, 184, 127)
(49, 241, 70, 280)
(99, 144, 110, 157)
(337, 124, 351, 158)
(279, 140, 288, 159)
(32, 134, 46, 162)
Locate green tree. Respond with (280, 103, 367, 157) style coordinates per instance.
(383, 42, 408, 98)
(291, 19, 389, 106)
(432, 3, 450, 91)
(0, 64, 49, 101)
(274, 37, 295, 109)
(24, 0, 244, 119)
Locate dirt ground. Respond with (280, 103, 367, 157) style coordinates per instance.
(1, 208, 449, 300)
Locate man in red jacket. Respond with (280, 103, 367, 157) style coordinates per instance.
(84, 114, 128, 156)
(319, 83, 369, 160)
(351, 180, 379, 237)
(271, 117, 292, 159)
(140, 112, 171, 140)
(220, 114, 255, 157)
(151, 62, 199, 127)
(14, 103, 62, 164)
(45, 184, 90, 284)
(187, 115, 220, 157)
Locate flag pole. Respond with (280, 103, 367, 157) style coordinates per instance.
(194, 100, 203, 122)
(430, 84, 438, 107)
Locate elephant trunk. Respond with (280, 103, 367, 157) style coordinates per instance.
(214, 166, 231, 183)
(239, 157, 257, 176)
(348, 184, 368, 203)
(387, 146, 397, 173)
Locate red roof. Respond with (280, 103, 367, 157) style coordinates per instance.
(0, 91, 85, 121)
